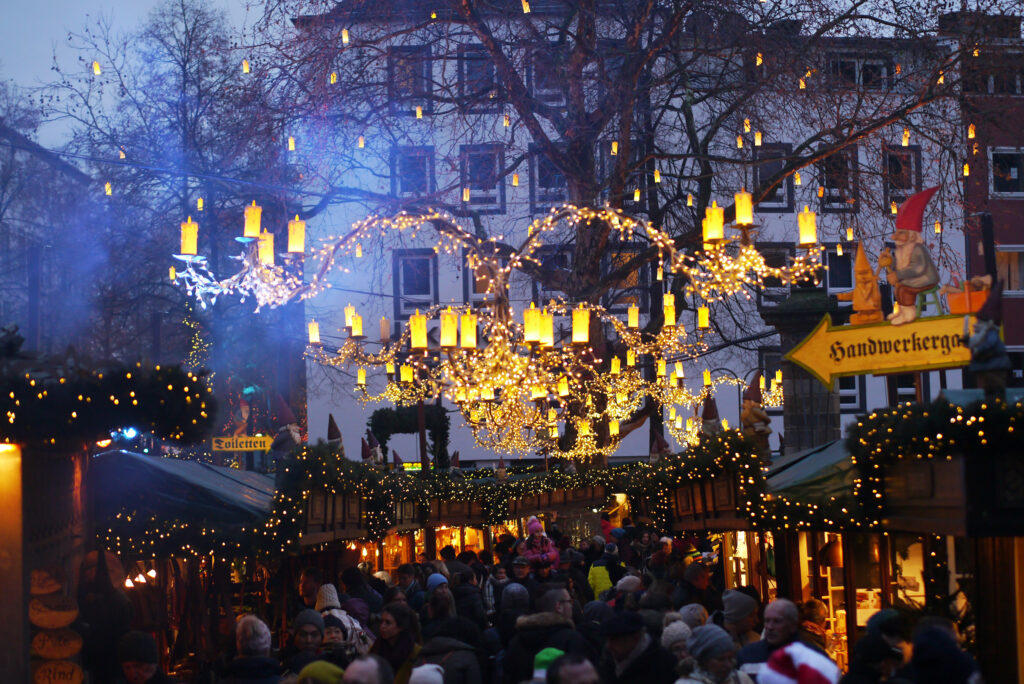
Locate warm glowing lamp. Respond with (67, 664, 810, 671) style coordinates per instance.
(400, 365, 414, 383)
(609, 420, 619, 436)
(409, 310, 428, 349)
(663, 293, 676, 327)
(578, 419, 591, 437)
(557, 376, 570, 397)
(735, 189, 753, 226)
(243, 201, 262, 238)
(287, 215, 305, 253)
(380, 316, 391, 342)
(440, 307, 458, 347)
(308, 320, 321, 345)
(657, 359, 666, 376)
(775, 369, 782, 384)
(627, 304, 639, 328)
(460, 312, 477, 349)
(344, 303, 355, 328)
(703, 369, 711, 386)
(257, 232, 274, 266)
(626, 349, 635, 366)
(180, 216, 198, 255)
(531, 384, 546, 400)
(698, 306, 710, 329)
(572, 307, 590, 344)
(703, 201, 724, 241)
(350, 313, 363, 338)
(523, 303, 540, 343)
(610, 357, 621, 375)
(798, 206, 817, 246)
(356, 368, 366, 386)
(539, 309, 554, 347)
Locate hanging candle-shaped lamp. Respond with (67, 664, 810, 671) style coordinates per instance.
(755, 131, 763, 146)
(557, 376, 570, 397)
(610, 141, 619, 156)
(257, 231, 275, 266)
(663, 293, 676, 327)
(409, 310, 428, 349)
(698, 306, 710, 329)
(180, 216, 198, 255)
(539, 309, 554, 347)
(968, 123, 976, 139)
(460, 311, 477, 349)
(356, 368, 366, 386)
(350, 312, 363, 338)
(798, 205, 817, 246)
(572, 307, 590, 344)
(902, 127, 911, 147)
(400, 365, 414, 383)
(481, 385, 495, 401)
(703, 201, 724, 241)
(197, 197, 204, 211)
(610, 357, 621, 375)
(287, 215, 306, 253)
(578, 419, 591, 437)
(308, 320, 321, 345)
(626, 349, 635, 366)
(654, 168, 661, 183)
(242, 59, 250, 74)
(627, 304, 639, 328)
(92, 61, 102, 75)
(523, 302, 540, 343)
(609, 420, 620, 436)
(342, 28, 350, 45)
(344, 303, 356, 328)
(657, 359, 666, 376)
(703, 368, 712, 386)
(243, 201, 262, 238)
(440, 307, 458, 347)
(380, 316, 391, 342)
(735, 188, 753, 226)
(531, 384, 546, 400)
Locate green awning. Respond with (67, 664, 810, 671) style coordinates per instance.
(766, 440, 856, 502)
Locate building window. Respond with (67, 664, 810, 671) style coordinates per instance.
(996, 248, 1024, 293)
(458, 45, 499, 110)
(826, 247, 853, 291)
(460, 144, 505, 214)
(393, 250, 438, 319)
(756, 243, 795, 308)
(530, 47, 566, 105)
(604, 249, 650, 313)
(837, 375, 864, 412)
(883, 145, 921, 207)
(533, 247, 571, 303)
(391, 147, 434, 197)
(388, 45, 432, 115)
(828, 55, 892, 89)
(990, 148, 1024, 196)
(819, 146, 859, 213)
(530, 144, 567, 213)
(754, 143, 795, 212)
(962, 53, 1024, 95)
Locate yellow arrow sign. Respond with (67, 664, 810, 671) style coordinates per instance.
(212, 435, 274, 452)
(786, 314, 973, 387)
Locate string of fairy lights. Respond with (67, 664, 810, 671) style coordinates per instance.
(173, 200, 816, 458)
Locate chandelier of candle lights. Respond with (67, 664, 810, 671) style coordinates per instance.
(172, 199, 816, 458)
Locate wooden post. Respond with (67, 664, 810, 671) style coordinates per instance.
(841, 533, 858, 642)
(0, 445, 25, 683)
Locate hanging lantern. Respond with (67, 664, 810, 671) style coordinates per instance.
(626, 349, 635, 366)
(350, 313, 363, 338)
(817, 185, 825, 198)
(357, 368, 366, 386)
(440, 307, 458, 347)
(512, 173, 519, 187)
(169, 266, 176, 281)
(722, 419, 729, 429)
(358, 135, 365, 148)
(578, 419, 591, 437)
(409, 310, 428, 349)
(400, 365, 414, 383)
(287, 215, 306, 253)
(460, 311, 477, 349)
(963, 162, 970, 177)
(654, 168, 661, 183)
(548, 408, 557, 423)
(902, 128, 910, 147)
(242, 59, 250, 74)
(934, 220, 942, 235)
(703, 201, 724, 241)
(657, 264, 664, 281)
(330, 72, 338, 84)
(799, 77, 806, 89)
(344, 303, 356, 328)
(180, 216, 198, 255)
(257, 231, 275, 266)
(756, 52, 763, 66)
(92, 61, 102, 75)
(503, 113, 510, 127)
(616, 391, 627, 404)
(522, 0, 531, 12)
(657, 359, 666, 376)
(736, 135, 743, 149)
(531, 384, 546, 400)
(968, 123, 976, 139)
(386, 362, 396, 376)
(196, 197, 204, 211)
(755, 131, 763, 146)
(105, 182, 112, 196)
(675, 362, 685, 379)
(462, 187, 470, 202)
(355, 243, 363, 258)
(794, 171, 802, 186)
(669, 407, 677, 420)
(415, 105, 423, 119)
(609, 420, 619, 436)
(698, 306, 710, 329)
(557, 376, 570, 397)
(572, 307, 590, 344)
(342, 28, 350, 45)
(759, 374, 766, 390)
(703, 368, 711, 386)
(288, 136, 296, 151)
(743, 118, 751, 133)
(675, 415, 683, 429)
(611, 141, 619, 156)
(610, 357, 621, 375)
(454, 387, 466, 402)
(891, 201, 898, 215)
(523, 303, 540, 342)
(243, 201, 262, 238)
(836, 243, 844, 256)
(775, 369, 783, 384)
(687, 193, 693, 207)
(380, 316, 391, 342)
(663, 293, 676, 327)
(633, 188, 641, 202)
(308, 320, 321, 345)
(846, 226, 854, 241)
(627, 304, 639, 328)
(798, 205, 817, 246)
(539, 309, 554, 347)
(735, 188, 753, 226)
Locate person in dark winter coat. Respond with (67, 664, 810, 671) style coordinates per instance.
(416, 618, 483, 684)
(341, 566, 384, 615)
(116, 631, 175, 684)
(502, 588, 594, 684)
(450, 568, 487, 629)
(736, 599, 823, 682)
(672, 562, 717, 611)
(596, 611, 677, 684)
(587, 544, 625, 599)
(397, 564, 427, 612)
(220, 616, 282, 684)
(508, 556, 544, 607)
(838, 633, 903, 684)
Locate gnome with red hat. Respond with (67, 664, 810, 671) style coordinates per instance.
(884, 186, 941, 325)
(741, 372, 773, 463)
(700, 394, 723, 435)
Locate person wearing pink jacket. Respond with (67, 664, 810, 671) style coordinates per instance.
(522, 516, 560, 568)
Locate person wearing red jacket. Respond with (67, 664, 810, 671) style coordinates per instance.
(522, 516, 560, 568)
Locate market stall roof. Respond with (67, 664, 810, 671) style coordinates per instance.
(766, 440, 855, 502)
(90, 450, 274, 524)
(940, 388, 1024, 406)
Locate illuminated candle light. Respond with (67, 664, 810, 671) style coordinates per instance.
(523, 303, 540, 343)
(386, 362, 395, 375)
(657, 359, 666, 376)
(627, 304, 639, 328)
(798, 205, 817, 246)
(663, 293, 676, 327)
(794, 171, 802, 186)
(627, 349, 635, 366)
(440, 307, 457, 347)
(380, 316, 391, 342)
(512, 173, 519, 187)
(611, 141, 618, 156)
(675, 362, 685, 379)
(836, 243, 844, 256)
(197, 197, 204, 211)
(409, 310, 427, 349)
(744, 118, 751, 133)
(963, 162, 969, 177)
(703, 368, 711, 386)
(180, 216, 198, 255)
(572, 307, 590, 344)
(358, 135, 365, 148)
(557, 376, 569, 397)
(902, 128, 910, 147)
(737, 135, 743, 149)
(531, 384, 546, 400)
(257, 231, 274, 266)
(775, 369, 782, 384)
(308, 320, 321, 345)
(756, 52, 763, 66)
(687, 193, 693, 206)
(356, 243, 363, 258)
(891, 201, 898, 214)
(105, 182, 112, 196)
(344, 303, 355, 328)
(462, 187, 470, 202)
(698, 306, 710, 329)
(609, 420, 619, 436)
(350, 313, 363, 338)
(934, 220, 942, 234)
(722, 419, 729, 429)
(578, 419, 591, 436)
(703, 201, 724, 241)
(243, 201, 262, 238)
(521, 0, 530, 12)
(654, 168, 661, 183)
(400, 365, 414, 383)
(330, 72, 338, 84)
(342, 28, 350, 45)
(503, 113, 510, 127)
(968, 123, 976, 139)
(288, 136, 296, 151)
(735, 188, 753, 226)
(415, 105, 423, 119)
(92, 61, 102, 75)
(755, 131, 762, 146)
(460, 311, 477, 349)
(846, 226, 854, 241)
(169, 266, 176, 281)
(287, 215, 305, 253)
(610, 357, 621, 375)
(539, 309, 553, 347)
(633, 188, 641, 202)
(356, 368, 366, 386)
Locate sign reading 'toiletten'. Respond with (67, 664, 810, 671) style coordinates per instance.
(212, 435, 274, 451)
(786, 314, 974, 387)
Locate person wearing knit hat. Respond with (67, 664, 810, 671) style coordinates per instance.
(597, 609, 678, 684)
(316, 583, 342, 612)
(425, 573, 448, 593)
(661, 619, 693, 662)
(298, 659, 345, 683)
(721, 590, 760, 648)
(678, 603, 709, 630)
(884, 185, 941, 325)
(293, 608, 325, 655)
(615, 574, 642, 594)
(533, 647, 566, 681)
(759, 640, 840, 684)
(408, 663, 445, 684)
(117, 631, 168, 684)
(223, 615, 281, 683)
(523, 515, 560, 568)
(678, 624, 752, 684)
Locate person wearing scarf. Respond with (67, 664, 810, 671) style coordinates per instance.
(372, 602, 422, 684)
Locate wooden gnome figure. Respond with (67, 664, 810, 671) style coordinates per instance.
(964, 283, 1011, 399)
(837, 243, 884, 324)
(700, 395, 723, 435)
(327, 413, 343, 449)
(496, 455, 507, 481)
(884, 186, 941, 325)
(741, 372, 773, 463)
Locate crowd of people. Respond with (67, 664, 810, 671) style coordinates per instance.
(112, 515, 983, 684)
